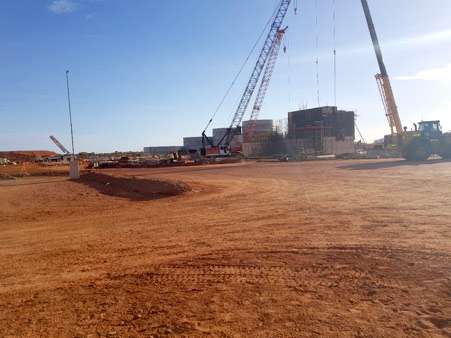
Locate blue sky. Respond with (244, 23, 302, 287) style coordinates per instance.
(1, 0, 451, 152)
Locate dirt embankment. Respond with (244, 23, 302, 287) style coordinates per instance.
(0, 163, 70, 180)
(78, 172, 190, 200)
(0, 151, 56, 162)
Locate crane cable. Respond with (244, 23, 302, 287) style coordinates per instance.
(315, 0, 320, 107)
(355, 121, 366, 144)
(286, 36, 292, 108)
(286, 0, 299, 109)
(332, 0, 337, 106)
(202, 2, 281, 133)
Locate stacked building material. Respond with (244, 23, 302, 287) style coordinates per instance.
(143, 146, 182, 156)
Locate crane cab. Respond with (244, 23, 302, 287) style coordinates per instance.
(418, 121, 442, 139)
(401, 120, 451, 161)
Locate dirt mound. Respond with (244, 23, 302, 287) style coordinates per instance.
(0, 151, 56, 162)
(78, 172, 190, 200)
(0, 163, 70, 178)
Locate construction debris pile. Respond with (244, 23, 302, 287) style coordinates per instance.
(88, 152, 241, 169)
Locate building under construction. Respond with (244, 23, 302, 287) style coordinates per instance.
(242, 106, 355, 157)
(287, 106, 355, 155)
(242, 119, 274, 143)
(183, 137, 204, 151)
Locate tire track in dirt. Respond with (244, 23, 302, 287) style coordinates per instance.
(103, 243, 451, 292)
(2, 161, 451, 337)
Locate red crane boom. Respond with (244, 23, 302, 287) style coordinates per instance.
(215, 0, 292, 151)
(244, 27, 287, 143)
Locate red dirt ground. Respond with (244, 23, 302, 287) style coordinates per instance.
(0, 163, 71, 178)
(0, 151, 56, 162)
(0, 159, 450, 337)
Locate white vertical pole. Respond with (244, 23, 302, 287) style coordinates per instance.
(65, 70, 79, 179)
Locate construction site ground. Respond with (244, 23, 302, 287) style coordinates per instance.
(0, 159, 450, 337)
(0, 163, 71, 178)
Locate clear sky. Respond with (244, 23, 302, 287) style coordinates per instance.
(1, 0, 451, 152)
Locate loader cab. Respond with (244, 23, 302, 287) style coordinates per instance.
(418, 121, 442, 139)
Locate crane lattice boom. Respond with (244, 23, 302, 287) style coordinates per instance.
(361, 0, 403, 135)
(219, 0, 292, 147)
(245, 28, 286, 142)
(49, 136, 70, 155)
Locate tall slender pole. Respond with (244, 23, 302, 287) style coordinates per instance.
(65, 70, 75, 158)
(332, 0, 337, 106)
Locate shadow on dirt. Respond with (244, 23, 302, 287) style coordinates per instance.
(77, 172, 190, 201)
(338, 159, 450, 170)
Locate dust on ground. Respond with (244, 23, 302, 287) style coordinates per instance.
(0, 160, 450, 337)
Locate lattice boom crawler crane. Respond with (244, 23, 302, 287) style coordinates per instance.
(362, 0, 451, 161)
(202, 0, 292, 157)
(245, 27, 287, 143)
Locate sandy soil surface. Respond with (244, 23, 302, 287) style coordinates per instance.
(0, 159, 450, 337)
(0, 163, 70, 178)
(0, 151, 56, 162)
